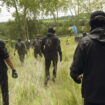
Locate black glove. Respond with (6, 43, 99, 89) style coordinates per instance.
(76, 75, 83, 83)
(12, 69, 18, 78)
(71, 76, 81, 84)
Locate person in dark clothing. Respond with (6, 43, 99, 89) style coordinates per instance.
(41, 27, 62, 86)
(14, 38, 27, 65)
(70, 11, 105, 105)
(25, 40, 30, 50)
(32, 34, 42, 59)
(0, 39, 18, 105)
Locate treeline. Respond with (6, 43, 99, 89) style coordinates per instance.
(0, 14, 88, 40)
(0, 0, 105, 40)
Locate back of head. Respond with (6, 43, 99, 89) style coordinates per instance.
(36, 34, 40, 39)
(18, 38, 22, 42)
(89, 11, 105, 31)
(48, 27, 55, 34)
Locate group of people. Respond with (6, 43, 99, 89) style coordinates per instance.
(0, 25, 62, 104)
(0, 10, 105, 105)
(14, 35, 42, 65)
(14, 27, 62, 85)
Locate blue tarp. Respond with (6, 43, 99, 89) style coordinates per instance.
(72, 25, 77, 34)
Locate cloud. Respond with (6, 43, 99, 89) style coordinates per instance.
(0, 2, 15, 22)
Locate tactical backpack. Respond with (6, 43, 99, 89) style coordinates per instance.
(45, 38, 53, 49)
(16, 42, 26, 54)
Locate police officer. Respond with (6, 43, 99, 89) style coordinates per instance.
(14, 38, 27, 65)
(41, 27, 62, 86)
(25, 39, 30, 50)
(32, 34, 42, 60)
(0, 39, 18, 105)
(70, 11, 105, 105)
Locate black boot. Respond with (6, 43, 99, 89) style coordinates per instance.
(44, 76, 50, 86)
(52, 77, 56, 83)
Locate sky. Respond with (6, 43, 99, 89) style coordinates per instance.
(0, 1, 15, 22)
(0, 1, 70, 22)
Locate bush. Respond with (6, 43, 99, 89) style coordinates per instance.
(39, 24, 48, 36)
(56, 26, 73, 36)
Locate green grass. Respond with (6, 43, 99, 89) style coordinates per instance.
(0, 36, 83, 105)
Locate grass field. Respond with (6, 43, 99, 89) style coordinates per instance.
(0, 36, 83, 105)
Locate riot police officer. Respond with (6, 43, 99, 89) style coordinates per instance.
(70, 11, 105, 105)
(14, 38, 27, 65)
(41, 27, 62, 86)
(32, 34, 42, 60)
(0, 39, 18, 105)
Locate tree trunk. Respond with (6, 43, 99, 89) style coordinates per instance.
(13, 0, 26, 40)
(23, 6, 29, 40)
(34, 14, 39, 35)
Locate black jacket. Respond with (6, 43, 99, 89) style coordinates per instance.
(41, 33, 62, 59)
(15, 41, 26, 55)
(0, 40, 9, 72)
(32, 39, 42, 52)
(70, 28, 105, 103)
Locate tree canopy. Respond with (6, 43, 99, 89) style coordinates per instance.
(0, 0, 105, 39)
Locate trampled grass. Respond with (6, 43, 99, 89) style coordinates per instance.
(0, 36, 83, 105)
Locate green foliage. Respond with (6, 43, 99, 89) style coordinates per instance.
(0, 13, 90, 39)
(0, 23, 8, 37)
(39, 24, 48, 36)
(0, 35, 7, 40)
(56, 26, 73, 36)
(6, 20, 21, 40)
(1, 0, 105, 39)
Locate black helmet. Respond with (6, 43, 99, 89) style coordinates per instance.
(89, 11, 105, 30)
(48, 27, 55, 33)
(18, 37, 22, 42)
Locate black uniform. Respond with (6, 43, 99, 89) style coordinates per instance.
(25, 40, 30, 50)
(41, 32, 62, 84)
(70, 28, 105, 105)
(15, 41, 26, 62)
(0, 40, 9, 105)
(70, 10, 105, 105)
(33, 39, 42, 58)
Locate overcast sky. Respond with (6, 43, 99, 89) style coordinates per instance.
(0, 1, 15, 22)
(0, 1, 70, 22)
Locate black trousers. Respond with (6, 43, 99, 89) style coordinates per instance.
(0, 71, 9, 105)
(34, 50, 42, 59)
(45, 55, 58, 79)
(84, 100, 105, 105)
(19, 54, 25, 63)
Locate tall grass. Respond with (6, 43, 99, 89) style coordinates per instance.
(0, 36, 83, 105)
